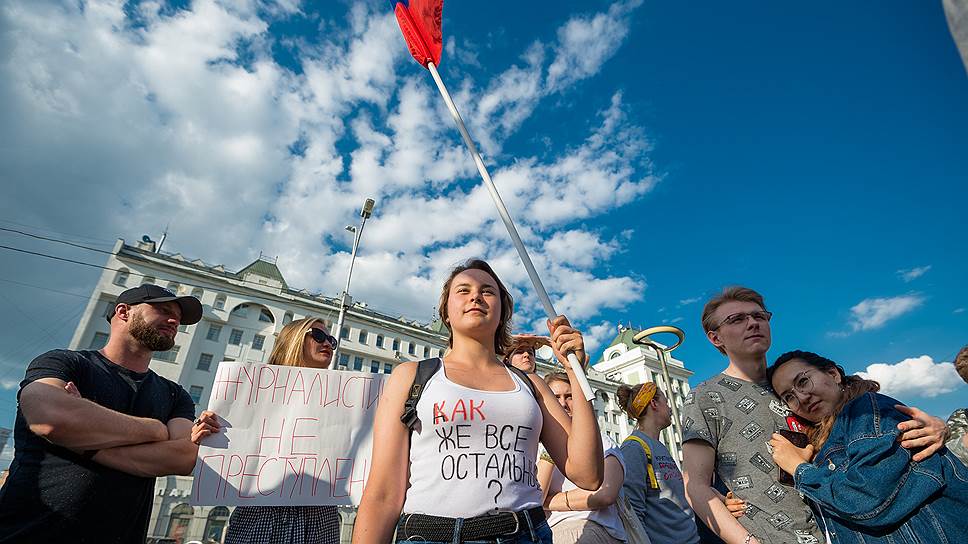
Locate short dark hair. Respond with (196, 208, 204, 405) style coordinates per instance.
(955, 345, 968, 384)
(701, 286, 767, 355)
(437, 259, 514, 354)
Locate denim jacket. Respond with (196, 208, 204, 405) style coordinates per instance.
(793, 392, 968, 544)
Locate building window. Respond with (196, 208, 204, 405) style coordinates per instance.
(231, 304, 248, 318)
(113, 268, 129, 287)
(376, 335, 384, 348)
(340, 327, 349, 340)
(166, 281, 180, 293)
(204, 506, 230, 543)
(359, 330, 368, 344)
(338, 354, 349, 369)
(178, 324, 188, 333)
(197, 353, 213, 371)
(88, 332, 109, 350)
(370, 360, 380, 373)
(392, 338, 400, 351)
(166, 503, 194, 541)
(188, 386, 204, 404)
(228, 329, 243, 345)
(190, 287, 203, 300)
(252, 334, 266, 351)
(258, 309, 274, 323)
(141, 275, 155, 286)
(353, 357, 364, 371)
(408, 343, 416, 356)
(383, 362, 393, 374)
(213, 294, 226, 310)
(422, 346, 429, 357)
(283, 311, 293, 325)
(206, 324, 222, 341)
(153, 345, 181, 363)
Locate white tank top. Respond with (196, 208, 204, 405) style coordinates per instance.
(402, 361, 544, 517)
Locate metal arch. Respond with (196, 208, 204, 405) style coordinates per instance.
(632, 325, 685, 352)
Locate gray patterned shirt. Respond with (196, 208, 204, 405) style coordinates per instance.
(681, 373, 823, 544)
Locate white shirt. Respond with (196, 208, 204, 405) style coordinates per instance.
(546, 434, 628, 541)
(402, 362, 543, 517)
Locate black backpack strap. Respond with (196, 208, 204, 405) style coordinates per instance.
(506, 364, 538, 399)
(400, 358, 442, 430)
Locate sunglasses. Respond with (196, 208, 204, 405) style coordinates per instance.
(307, 328, 338, 348)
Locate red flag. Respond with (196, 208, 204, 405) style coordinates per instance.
(393, 0, 443, 67)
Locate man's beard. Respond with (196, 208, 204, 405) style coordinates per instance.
(129, 312, 175, 351)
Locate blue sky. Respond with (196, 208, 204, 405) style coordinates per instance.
(1, 0, 965, 466)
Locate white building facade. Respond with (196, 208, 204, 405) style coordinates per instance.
(592, 326, 694, 462)
(65, 238, 658, 543)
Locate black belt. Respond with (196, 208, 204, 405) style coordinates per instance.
(396, 507, 546, 542)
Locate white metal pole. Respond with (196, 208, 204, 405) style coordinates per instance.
(333, 214, 369, 364)
(426, 62, 595, 401)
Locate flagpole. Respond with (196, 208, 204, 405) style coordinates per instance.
(425, 61, 595, 402)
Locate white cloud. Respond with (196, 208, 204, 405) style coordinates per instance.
(0, 1, 655, 381)
(955, 308, 966, 314)
(847, 295, 924, 332)
(1, 379, 18, 391)
(897, 265, 931, 282)
(584, 321, 617, 356)
(678, 296, 701, 306)
(857, 355, 964, 398)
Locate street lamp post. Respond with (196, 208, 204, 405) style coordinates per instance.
(632, 326, 686, 451)
(332, 198, 375, 364)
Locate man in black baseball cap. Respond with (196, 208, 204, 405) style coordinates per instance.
(0, 283, 205, 542)
(106, 284, 203, 325)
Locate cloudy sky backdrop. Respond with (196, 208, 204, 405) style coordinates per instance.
(1, 1, 966, 464)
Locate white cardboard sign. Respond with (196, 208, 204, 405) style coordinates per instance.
(190, 361, 385, 506)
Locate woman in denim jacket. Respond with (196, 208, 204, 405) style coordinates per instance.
(765, 350, 968, 544)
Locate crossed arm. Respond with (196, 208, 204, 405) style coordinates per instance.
(20, 378, 198, 477)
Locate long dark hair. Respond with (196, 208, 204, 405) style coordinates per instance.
(437, 259, 514, 354)
(768, 350, 879, 450)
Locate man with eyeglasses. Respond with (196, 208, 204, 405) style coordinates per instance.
(680, 287, 947, 544)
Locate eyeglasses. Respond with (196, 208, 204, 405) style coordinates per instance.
(713, 310, 772, 330)
(778, 369, 818, 410)
(307, 328, 338, 348)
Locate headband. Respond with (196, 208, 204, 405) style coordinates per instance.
(629, 382, 657, 418)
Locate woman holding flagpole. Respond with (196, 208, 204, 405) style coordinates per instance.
(353, 258, 604, 544)
(192, 317, 342, 544)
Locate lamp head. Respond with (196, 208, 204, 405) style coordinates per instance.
(361, 198, 376, 218)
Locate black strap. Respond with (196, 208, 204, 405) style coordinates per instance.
(400, 358, 538, 432)
(401, 358, 441, 430)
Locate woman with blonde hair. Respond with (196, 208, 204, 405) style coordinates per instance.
(353, 258, 604, 544)
(192, 316, 342, 544)
(616, 382, 699, 544)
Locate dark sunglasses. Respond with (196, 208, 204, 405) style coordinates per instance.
(307, 328, 338, 348)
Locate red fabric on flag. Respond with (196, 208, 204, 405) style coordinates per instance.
(394, 0, 443, 67)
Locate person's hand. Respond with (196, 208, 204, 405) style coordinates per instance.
(547, 315, 586, 371)
(769, 433, 814, 475)
(895, 405, 948, 461)
(64, 381, 82, 398)
(724, 491, 746, 518)
(191, 410, 221, 445)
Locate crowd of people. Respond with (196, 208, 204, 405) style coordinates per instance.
(0, 260, 966, 544)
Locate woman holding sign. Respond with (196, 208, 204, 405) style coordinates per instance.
(354, 259, 604, 544)
(192, 317, 342, 544)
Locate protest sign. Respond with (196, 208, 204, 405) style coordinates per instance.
(190, 361, 385, 506)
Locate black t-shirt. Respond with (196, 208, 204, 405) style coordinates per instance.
(0, 350, 196, 543)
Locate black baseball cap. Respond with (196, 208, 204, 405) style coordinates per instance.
(107, 285, 203, 325)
